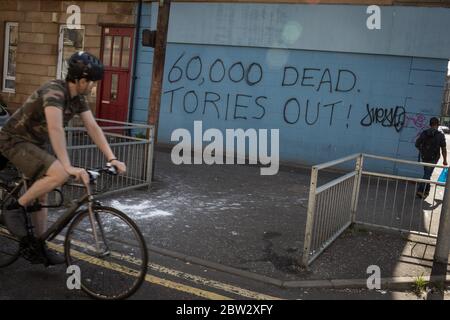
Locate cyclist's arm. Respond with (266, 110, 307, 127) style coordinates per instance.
(45, 107, 90, 183)
(45, 106, 72, 170)
(80, 110, 126, 173)
(80, 110, 116, 161)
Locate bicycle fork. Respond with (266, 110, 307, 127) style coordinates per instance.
(87, 195, 111, 257)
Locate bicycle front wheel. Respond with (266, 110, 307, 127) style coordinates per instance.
(0, 184, 20, 268)
(64, 206, 148, 300)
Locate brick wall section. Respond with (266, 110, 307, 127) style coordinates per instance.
(0, 0, 138, 112)
(0, 1, 26, 109)
(14, 1, 59, 107)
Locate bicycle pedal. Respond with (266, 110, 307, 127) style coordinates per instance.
(20, 247, 45, 264)
(29, 255, 47, 265)
(19, 238, 46, 264)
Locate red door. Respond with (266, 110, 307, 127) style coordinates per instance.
(98, 27, 134, 122)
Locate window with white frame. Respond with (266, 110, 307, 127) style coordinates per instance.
(3, 22, 18, 93)
(57, 25, 85, 80)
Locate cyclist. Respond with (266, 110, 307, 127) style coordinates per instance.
(0, 51, 126, 265)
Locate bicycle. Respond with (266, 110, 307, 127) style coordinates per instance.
(0, 163, 148, 300)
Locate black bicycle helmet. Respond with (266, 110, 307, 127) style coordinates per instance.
(66, 51, 104, 82)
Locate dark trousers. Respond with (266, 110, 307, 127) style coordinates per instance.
(417, 160, 437, 194)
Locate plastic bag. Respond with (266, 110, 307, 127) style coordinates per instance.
(438, 167, 448, 183)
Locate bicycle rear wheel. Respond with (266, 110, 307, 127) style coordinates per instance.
(64, 205, 148, 300)
(0, 226, 20, 267)
(0, 184, 20, 267)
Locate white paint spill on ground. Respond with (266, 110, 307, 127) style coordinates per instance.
(109, 199, 173, 219)
(110, 200, 154, 211)
(137, 209, 173, 219)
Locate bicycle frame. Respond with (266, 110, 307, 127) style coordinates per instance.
(40, 193, 94, 242)
(1, 177, 100, 245)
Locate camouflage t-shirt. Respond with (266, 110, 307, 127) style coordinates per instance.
(2, 80, 90, 145)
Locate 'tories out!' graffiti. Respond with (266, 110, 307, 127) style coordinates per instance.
(163, 51, 417, 133)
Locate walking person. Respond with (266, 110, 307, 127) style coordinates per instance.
(415, 117, 447, 198)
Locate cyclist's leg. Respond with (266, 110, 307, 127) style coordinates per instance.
(19, 163, 67, 265)
(31, 194, 48, 237)
(18, 160, 68, 207)
(1, 142, 67, 238)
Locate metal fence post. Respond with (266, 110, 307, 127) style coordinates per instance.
(350, 154, 364, 223)
(146, 126, 155, 188)
(434, 173, 450, 264)
(301, 166, 318, 268)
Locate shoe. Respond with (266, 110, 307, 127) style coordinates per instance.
(2, 205, 27, 238)
(42, 243, 65, 266)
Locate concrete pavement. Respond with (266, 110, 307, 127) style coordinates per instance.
(2, 136, 450, 299)
(86, 139, 450, 293)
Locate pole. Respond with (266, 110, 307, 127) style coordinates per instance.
(350, 154, 363, 223)
(147, 0, 171, 179)
(434, 171, 450, 264)
(301, 167, 318, 268)
(128, 0, 142, 123)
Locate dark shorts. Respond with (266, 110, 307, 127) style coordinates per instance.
(0, 131, 56, 180)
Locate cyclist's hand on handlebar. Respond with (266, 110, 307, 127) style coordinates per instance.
(109, 159, 126, 174)
(65, 166, 90, 185)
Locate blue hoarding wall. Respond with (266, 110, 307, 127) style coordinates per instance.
(132, 3, 449, 174)
(165, 3, 450, 60)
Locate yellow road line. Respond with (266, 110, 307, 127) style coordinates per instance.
(47, 242, 232, 300)
(147, 262, 282, 300)
(0, 226, 280, 300)
(57, 236, 282, 300)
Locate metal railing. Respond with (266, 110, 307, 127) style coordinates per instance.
(55, 118, 154, 203)
(356, 154, 446, 238)
(302, 154, 363, 267)
(301, 153, 446, 267)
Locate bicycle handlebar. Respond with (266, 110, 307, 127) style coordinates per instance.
(86, 164, 118, 184)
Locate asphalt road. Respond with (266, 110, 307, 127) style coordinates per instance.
(1, 137, 450, 301)
(0, 242, 445, 301)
